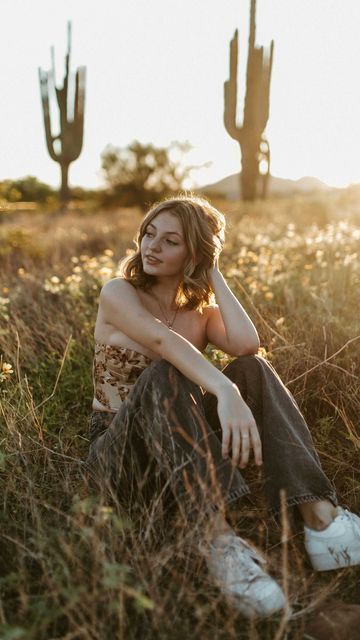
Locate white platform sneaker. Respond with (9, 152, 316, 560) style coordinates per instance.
(304, 506, 360, 571)
(199, 532, 286, 618)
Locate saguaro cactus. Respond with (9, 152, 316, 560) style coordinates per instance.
(38, 22, 86, 207)
(224, 0, 274, 201)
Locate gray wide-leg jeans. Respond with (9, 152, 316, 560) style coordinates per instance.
(84, 355, 337, 526)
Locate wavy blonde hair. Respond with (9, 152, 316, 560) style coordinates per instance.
(118, 193, 226, 311)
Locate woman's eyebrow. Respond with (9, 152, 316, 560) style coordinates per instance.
(147, 223, 182, 237)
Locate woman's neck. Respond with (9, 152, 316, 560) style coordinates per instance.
(149, 278, 181, 308)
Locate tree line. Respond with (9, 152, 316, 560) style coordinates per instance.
(0, 140, 196, 210)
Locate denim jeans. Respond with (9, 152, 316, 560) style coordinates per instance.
(84, 355, 337, 527)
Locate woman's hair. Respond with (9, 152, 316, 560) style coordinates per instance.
(118, 193, 226, 311)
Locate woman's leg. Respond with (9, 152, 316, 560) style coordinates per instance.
(84, 358, 252, 525)
(83, 356, 287, 615)
(297, 501, 337, 530)
(202, 354, 338, 530)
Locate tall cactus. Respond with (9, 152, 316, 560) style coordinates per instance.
(224, 0, 274, 201)
(38, 22, 86, 207)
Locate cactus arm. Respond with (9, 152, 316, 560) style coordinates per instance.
(223, 29, 244, 141)
(244, 0, 257, 104)
(249, 0, 256, 51)
(260, 40, 274, 125)
(38, 68, 59, 163)
(60, 66, 86, 163)
(255, 43, 273, 132)
(71, 66, 86, 157)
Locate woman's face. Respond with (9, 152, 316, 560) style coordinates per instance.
(140, 212, 189, 278)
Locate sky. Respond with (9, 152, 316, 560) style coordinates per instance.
(2, 0, 360, 191)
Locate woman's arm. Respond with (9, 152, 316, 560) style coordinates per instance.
(100, 278, 262, 468)
(100, 278, 238, 397)
(206, 262, 260, 355)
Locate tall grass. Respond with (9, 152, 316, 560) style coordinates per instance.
(0, 191, 359, 639)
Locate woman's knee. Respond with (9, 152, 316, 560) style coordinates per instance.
(147, 358, 178, 380)
(136, 358, 171, 385)
(225, 353, 260, 373)
(221, 354, 262, 390)
(234, 353, 259, 363)
(141, 358, 198, 393)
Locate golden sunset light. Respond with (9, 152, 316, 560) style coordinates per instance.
(1, 2, 360, 637)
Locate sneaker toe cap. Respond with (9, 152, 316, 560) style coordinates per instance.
(228, 577, 286, 617)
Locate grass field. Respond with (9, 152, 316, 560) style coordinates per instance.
(0, 188, 359, 639)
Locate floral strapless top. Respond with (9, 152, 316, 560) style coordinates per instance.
(93, 341, 153, 412)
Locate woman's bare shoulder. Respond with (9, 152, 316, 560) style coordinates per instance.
(202, 302, 219, 315)
(99, 278, 146, 316)
(102, 276, 132, 291)
(101, 277, 138, 298)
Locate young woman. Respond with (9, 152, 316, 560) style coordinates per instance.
(84, 194, 360, 619)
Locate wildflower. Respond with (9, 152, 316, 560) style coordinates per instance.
(44, 278, 64, 294)
(275, 317, 285, 327)
(0, 358, 13, 383)
(0, 297, 10, 322)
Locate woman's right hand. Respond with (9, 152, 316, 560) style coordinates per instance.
(216, 383, 263, 469)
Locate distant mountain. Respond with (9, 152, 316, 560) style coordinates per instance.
(197, 172, 335, 200)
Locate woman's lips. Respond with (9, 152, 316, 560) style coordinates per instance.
(145, 256, 162, 264)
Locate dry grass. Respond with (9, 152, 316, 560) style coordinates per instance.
(0, 190, 359, 639)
